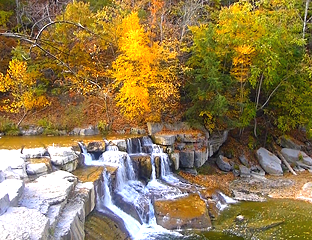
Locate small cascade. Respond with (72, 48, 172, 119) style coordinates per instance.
(78, 142, 93, 165)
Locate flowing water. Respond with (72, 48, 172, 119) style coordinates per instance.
(3, 135, 312, 239)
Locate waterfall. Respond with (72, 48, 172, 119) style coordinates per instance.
(78, 142, 93, 165)
(82, 137, 236, 239)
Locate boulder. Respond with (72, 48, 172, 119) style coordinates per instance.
(152, 135, 176, 146)
(239, 165, 251, 178)
(48, 147, 79, 172)
(154, 194, 211, 230)
(256, 148, 283, 176)
(0, 207, 50, 240)
(179, 150, 195, 168)
(281, 148, 312, 166)
(216, 155, 233, 172)
(278, 136, 302, 150)
(20, 125, 44, 136)
(26, 163, 48, 175)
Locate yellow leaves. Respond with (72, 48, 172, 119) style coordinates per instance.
(0, 59, 50, 113)
(112, 11, 180, 122)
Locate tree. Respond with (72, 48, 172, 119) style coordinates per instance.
(0, 59, 50, 126)
(111, 12, 180, 122)
(187, 0, 310, 135)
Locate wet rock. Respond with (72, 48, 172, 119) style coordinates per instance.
(216, 155, 233, 172)
(131, 154, 152, 180)
(169, 152, 180, 170)
(179, 150, 195, 168)
(232, 190, 266, 202)
(154, 194, 211, 230)
(111, 139, 127, 152)
(80, 125, 99, 136)
(256, 148, 283, 176)
(281, 148, 312, 166)
(0, 207, 50, 240)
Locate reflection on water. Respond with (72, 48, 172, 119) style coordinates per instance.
(0, 134, 138, 150)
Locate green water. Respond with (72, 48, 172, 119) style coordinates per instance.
(213, 198, 312, 239)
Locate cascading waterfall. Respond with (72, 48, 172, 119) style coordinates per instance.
(81, 136, 236, 239)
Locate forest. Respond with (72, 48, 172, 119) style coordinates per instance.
(1, 0, 312, 138)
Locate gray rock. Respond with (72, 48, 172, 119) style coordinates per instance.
(130, 127, 146, 135)
(0, 207, 50, 240)
(21, 147, 49, 159)
(250, 165, 266, 177)
(232, 190, 266, 202)
(216, 155, 233, 172)
(0, 192, 9, 215)
(179, 150, 195, 168)
(256, 148, 283, 176)
(26, 163, 48, 175)
(87, 141, 106, 152)
(0, 179, 24, 207)
(70, 128, 81, 135)
(49, 147, 79, 172)
(152, 135, 176, 146)
(111, 139, 127, 152)
(0, 170, 5, 183)
(278, 136, 302, 150)
(208, 130, 228, 156)
(147, 122, 164, 135)
(239, 155, 249, 167)
(169, 152, 179, 170)
(194, 149, 208, 168)
(239, 165, 251, 178)
(281, 148, 312, 166)
(19, 171, 77, 215)
(54, 182, 95, 240)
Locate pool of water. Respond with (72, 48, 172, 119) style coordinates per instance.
(213, 198, 312, 239)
